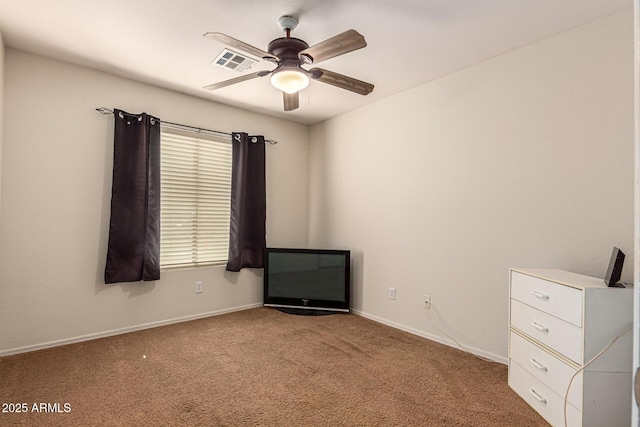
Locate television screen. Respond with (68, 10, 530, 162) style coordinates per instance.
(264, 248, 350, 313)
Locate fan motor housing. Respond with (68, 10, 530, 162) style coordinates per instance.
(268, 37, 309, 62)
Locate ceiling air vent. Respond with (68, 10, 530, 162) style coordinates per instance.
(212, 49, 258, 72)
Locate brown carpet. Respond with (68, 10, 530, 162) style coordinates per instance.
(0, 307, 548, 426)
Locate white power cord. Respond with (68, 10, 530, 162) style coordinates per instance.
(423, 306, 498, 364)
(426, 305, 632, 427)
(563, 324, 633, 427)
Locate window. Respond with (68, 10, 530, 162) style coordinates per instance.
(160, 128, 232, 268)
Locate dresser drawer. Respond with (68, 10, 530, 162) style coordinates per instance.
(509, 330, 582, 409)
(511, 299, 582, 364)
(510, 271, 582, 327)
(509, 359, 581, 427)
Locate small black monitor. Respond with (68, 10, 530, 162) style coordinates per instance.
(604, 247, 625, 288)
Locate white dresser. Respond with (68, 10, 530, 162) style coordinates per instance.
(508, 268, 633, 427)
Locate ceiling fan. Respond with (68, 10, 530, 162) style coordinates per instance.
(203, 15, 374, 112)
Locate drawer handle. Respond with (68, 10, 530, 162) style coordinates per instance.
(529, 321, 549, 333)
(529, 358, 548, 372)
(530, 290, 549, 300)
(529, 388, 547, 405)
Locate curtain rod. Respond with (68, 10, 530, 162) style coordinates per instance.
(95, 107, 277, 144)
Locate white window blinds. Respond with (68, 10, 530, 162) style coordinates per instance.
(160, 128, 232, 268)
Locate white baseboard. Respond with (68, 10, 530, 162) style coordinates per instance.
(350, 308, 507, 365)
(2, 304, 506, 364)
(0, 303, 263, 358)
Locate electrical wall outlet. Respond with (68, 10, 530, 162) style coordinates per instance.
(423, 295, 431, 309)
(195, 281, 203, 294)
(388, 287, 396, 300)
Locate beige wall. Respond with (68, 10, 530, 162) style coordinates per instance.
(0, 31, 4, 219)
(308, 10, 634, 361)
(0, 50, 310, 355)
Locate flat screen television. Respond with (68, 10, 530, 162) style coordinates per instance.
(264, 248, 351, 314)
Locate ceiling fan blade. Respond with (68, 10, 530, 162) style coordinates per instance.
(309, 68, 374, 95)
(283, 91, 299, 111)
(203, 70, 271, 91)
(203, 32, 278, 62)
(299, 29, 367, 65)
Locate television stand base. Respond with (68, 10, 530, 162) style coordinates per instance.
(276, 307, 337, 316)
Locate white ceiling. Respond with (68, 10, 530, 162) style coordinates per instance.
(0, 0, 631, 125)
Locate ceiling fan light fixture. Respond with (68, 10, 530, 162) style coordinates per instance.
(270, 68, 309, 94)
(204, 19, 374, 111)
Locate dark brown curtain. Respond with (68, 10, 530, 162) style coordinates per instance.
(226, 132, 266, 272)
(104, 109, 161, 284)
